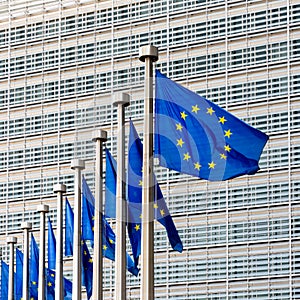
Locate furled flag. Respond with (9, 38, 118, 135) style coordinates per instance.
(30, 234, 39, 299)
(48, 217, 56, 270)
(45, 268, 73, 300)
(154, 70, 269, 181)
(65, 198, 74, 257)
(1, 260, 9, 300)
(15, 248, 23, 300)
(82, 176, 139, 276)
(81, 240, 93, 299)
(105, 148, 117, 218)
(82, 176, 95, 243)
(127, 120, 183, 266)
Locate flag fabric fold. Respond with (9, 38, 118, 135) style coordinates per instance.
(1, 260, 9, 300)
(65, 198, 74, 257)
(105, 148, 117, 219)
(154, 69, 269, 181)
(82, 175, 139, 276)
(81, 240, 93, 299)
(30, 234, 39, 299)
(48, 217, 56, 270)
(127, 120, 183, 266)
(15, 248, 23, 300)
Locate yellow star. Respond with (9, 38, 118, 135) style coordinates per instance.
(51, 273, 55, 277)
(84, 250, 87, 255)
(220, 153, 227, 160)
(208, 161, 216, 169)
(194, 162, 201, 170)
(180, 111, 188, 120)
(48, 282, 52, 287)
(134, 224, 140, 231)
(177, 138, 184, 147)
(224, 145, 231, 152)
(139, 214, 142, 219)
(207, 107, 215, 115)
(109, 239, 114, 244)
(32, 281, 37, 285)
(81, 240, 84, 245)
(89, 258, 93, 263)
(139, 180, 143, 186)
(92, 215, 95, 220)
(160, 209, 165, 216)
(154, 203, 158, 209)
(219, 116, 227, 124)
(224, 129, 232, 138)
(192, 105, 200, 113)
(176, 123, 183, 131)
(92, 226, 94, 232)
(183, 152, 191, 161)
(103, 245, 108, 250)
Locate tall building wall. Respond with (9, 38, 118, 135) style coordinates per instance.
(0, 0, 299, 299)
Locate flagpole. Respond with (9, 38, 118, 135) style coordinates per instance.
(113, 92, 130, 300)
(21, 221, 32, 300)
(92, 129, 107, 300)
(139, 45, 158, 300)
(7, 236, 17, 300)
(37, 204, 49, 300)
(53, 184, 66, 300)
(71, 159, 85, 300)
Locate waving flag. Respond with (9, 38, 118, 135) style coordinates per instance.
(127, 120, 183, 266)
(82, 176, 139, 276)
(15, 249, 23, 300)
(1, 260, 9, 300)
(48, 217, 56, 270)
(154, 70, 269, 181)
(30, 234, 39, 299)
(65, 198, 74, 257)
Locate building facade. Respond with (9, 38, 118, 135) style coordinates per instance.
(0, 0, 299, 298)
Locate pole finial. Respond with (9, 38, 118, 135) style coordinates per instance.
(112, 92, 130, 107)
(6, 236, 17, 244)
(71, 159, 85, 170)
(21, 222, 32, 230)
(37, 204, 50, 213)
(139, 45, 158, 62)
(92, 129, 108, 142)
(53, 183, 67, 194)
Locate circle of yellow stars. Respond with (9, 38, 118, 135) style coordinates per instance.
(175, 105, 232, 172)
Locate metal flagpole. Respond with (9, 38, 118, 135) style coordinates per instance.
(21, 221, 32, 300)
(71, 159, 85, 300)
(138, 45, 158, 300)
(113, 92, 130, 300)
(53, 184, 66, 300)
(92, 129, 107, 300)
(37, 204, 49, 300)
(7, 236, 17, 300)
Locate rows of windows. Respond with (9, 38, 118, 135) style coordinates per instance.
(1, 29, 300, 78)
(168, 180, 299, 213)
(1, 2, 299, 48)
(0, 174, 74, 201)
(0, 137, 298, 177)
(2, 71, 299, 110)
(1, 102, 297, 140)
(155, 252, 298, 284)
(179, 216, 300, 247)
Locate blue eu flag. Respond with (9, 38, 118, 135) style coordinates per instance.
(155, 70, 269, 181)
(82, 175, 139, 276)
(82, 176, 95, 243)
(15, 248, 23, 300)
(65, 198, 74, 257)
(105, 148, 117, 219)
(127, 120, 183, 266)
(30, 234, 39, 299)
(1, 260, 9, 300)
(48, 217, 56, 270)
(81, 240, 93, 299)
